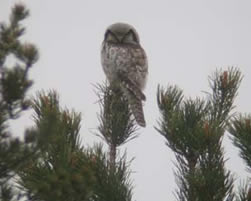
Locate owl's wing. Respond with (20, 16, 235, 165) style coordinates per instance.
(117, 70, 146, 101)
(117, 69, 146, 127)
(118, 46, 147, 127)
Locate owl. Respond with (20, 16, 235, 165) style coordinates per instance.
(101, 22, 148, 127)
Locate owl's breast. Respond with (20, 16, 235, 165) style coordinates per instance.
(101, 43, 130, 80)
(101, 42, 148, 88)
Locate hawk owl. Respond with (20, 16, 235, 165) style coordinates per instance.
(101, 22, 148, 127)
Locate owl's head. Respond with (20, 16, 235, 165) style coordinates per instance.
(104, 23, 140, 45)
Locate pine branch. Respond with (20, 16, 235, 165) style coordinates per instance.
(208, 67, 242, 127)
(229, 115, 251, 172)
(156, 68, 241, 201)
(89, 145, 133, 201)
(0, 3, 38, 200)
(0, 3, 38, 119)
(18, 91, 94, 201)
(95, 83, 138, 165)
(18, 91, 134, 201)
(228, 102, 251, 201)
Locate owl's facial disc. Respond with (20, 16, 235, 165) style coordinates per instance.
(105, 29, 139, 45)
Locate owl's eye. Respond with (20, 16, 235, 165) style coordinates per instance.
(105, 30, 119, 43)
(122, 30, 138, 44)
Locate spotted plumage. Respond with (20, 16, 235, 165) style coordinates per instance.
(101, 23, 148, 127)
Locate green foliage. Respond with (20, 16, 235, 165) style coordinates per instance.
(97, 83, 138, 147)
(156, 68, 242, 201)
(0, 3, 38, 201)
(19, 91, 94, 201)
(89, 146, 133, 201)
(0, 4, 38, 118)
(208, 68, 242, 127)
(96, 83, 138, 165)
(27, 91, 82, 151)
(228, 111, 251, 200)
(229, 115, 251, 171)
(18, 91, 134, 201)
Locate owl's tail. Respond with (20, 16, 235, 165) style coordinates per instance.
(129, 94, 146, 127)
(121, 85, 146, 127)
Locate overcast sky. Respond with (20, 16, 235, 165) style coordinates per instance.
(1, 0, 251, 200)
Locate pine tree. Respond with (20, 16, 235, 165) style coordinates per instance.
(0, 3, 38, 200)
(18, 88, 136, 201)
(18, 91, 96, 201)
(228, 112, 251, 201)
(156, 68, 242, 201)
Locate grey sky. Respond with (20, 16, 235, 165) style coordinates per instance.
(1, 0, 251, 200)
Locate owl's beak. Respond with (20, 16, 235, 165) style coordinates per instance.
(116, 33, 124, 42)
